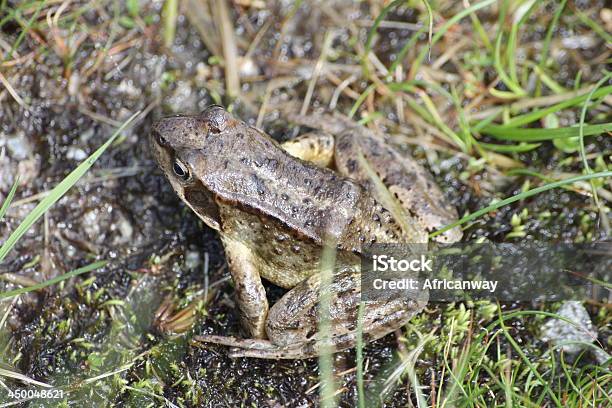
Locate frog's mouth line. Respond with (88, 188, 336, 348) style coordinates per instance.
(183, 181, 221, 230)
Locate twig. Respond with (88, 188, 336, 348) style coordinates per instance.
(301, 31, 335, 115)
(0, 71, 28, 109)
(215, 0, 240, 99)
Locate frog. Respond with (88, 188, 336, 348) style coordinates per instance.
(149, 105, 462, 359)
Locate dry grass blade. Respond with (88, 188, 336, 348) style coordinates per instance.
(0, 71, 27, 108)
(0, 368, 52, 388)
(301, 31, 334, 115)
(185, 0, 222, 57)
(214, 0, 240, 99)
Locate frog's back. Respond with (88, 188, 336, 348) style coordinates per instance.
(203, 120, 403, 246)
(290, 112, 462, 243)
(213, 149, 406, 287)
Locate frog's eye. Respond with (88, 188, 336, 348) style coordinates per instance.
(173, 159, 191, 182)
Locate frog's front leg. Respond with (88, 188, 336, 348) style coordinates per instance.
(220, 236, 269, 339)
(280, 132, 335, 168)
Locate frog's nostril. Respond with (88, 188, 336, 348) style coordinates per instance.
(152, 130, 166, 146)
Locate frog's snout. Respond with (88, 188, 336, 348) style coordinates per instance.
(151, 115, 206, 148)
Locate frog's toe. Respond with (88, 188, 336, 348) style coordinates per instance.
(194, 334, 249, 348)
(228, 344, 316, 359)
(195, 334, 278, 350)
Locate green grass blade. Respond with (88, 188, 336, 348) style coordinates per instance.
(480, 122, 611, 142)
(479, 142, 541, 153)
(5, 0, 46, 61)
(162, 0, 178, 48)
(421, 0, 433, 60)
(492, 0, 526, 97)
(0, 176, 19, 222)
(578, 72, 611, 209)
(0, 260, 107, 300)
(533, 64, 567, 94)
(318, 239, 337, 408)
(389, 80, 454, 100)
(363, 0, 404, 60)
(387, 25, 427, 75)
(468, 5, 493, 52)
(575, 7, 612, 44)
(506, 0, 538, 85)
(452, 85, 474, 152)
(408, 0, 497, 79)
(535, 0, 568, 96)
(495, 85, 612, 128)
(430, 171, 612, 238)
(497, 308, 562, 406)
(389, 81, 467, 150)
(356, 301, 365, 408)
(349, 83, 376, 118)
(505, 168, 583, 193)
(0, 111, 140, 262)
(493, 31, 526, 97)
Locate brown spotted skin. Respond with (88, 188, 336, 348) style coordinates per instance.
(150, 105, 459, 358)
(289, 112, 463, 244)
(151, 108, 405, 253)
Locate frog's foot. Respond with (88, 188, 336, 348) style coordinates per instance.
(195, 334, 276, 350)
(258, 269, 427, 359)
(194, 334, 314, 359)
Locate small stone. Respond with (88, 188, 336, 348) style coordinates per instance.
(601, 9, 612, 33)
(113, 211, 134, 245)
(117, 78, 141, 98)
(185, 250, 201, 270)
(67, 146, 88, 161)
(238, 57, 259, 78)
(540, 301, 598, 355)
(3, 132, 32, 160)
(68, 71, 80, 96)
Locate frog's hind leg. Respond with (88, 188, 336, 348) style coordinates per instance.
(224, 308, 416, 359)
(333, 130, 463, 244)
(197, 268, 426, 359)
(280, 132, 335, 168)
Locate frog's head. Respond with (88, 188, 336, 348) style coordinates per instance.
(150, 105, 284, 231)
(149, 105, 244, 230)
